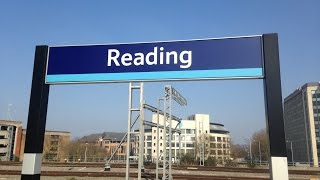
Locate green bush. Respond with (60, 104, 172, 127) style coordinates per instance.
(247, 160, 256, 168)
(180, 153, 196, 165)
(224, 159, 238, 167)
(205, 156, 217, 167)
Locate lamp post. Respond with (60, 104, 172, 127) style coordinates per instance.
(286, 140, 294, 166)
(85, 143, 88, 162)
(253, 140, 261, 166)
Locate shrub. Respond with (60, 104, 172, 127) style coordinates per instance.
(180, 153, 196, 165)
(205, 156, 217, 167)
(247, 160, 256, 168)
(224, 159, 238, 167)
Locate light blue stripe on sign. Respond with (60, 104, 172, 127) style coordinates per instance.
(46, 68, 263, 84)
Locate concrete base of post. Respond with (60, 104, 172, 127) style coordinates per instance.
(270, 157, 288, 180)
(104, 164, 111, 171)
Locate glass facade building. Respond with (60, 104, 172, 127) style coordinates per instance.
(284, 82, 320, 167)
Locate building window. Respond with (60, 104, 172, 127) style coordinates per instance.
(50, 147, 58, 151)
(50, 141, 58, 145)
(50, 135, 59, 139)
(186, 129, 195, 134)
(186, 143, 194, 147)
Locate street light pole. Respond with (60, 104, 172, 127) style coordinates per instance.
(252, 140, 261, 166)
(286, 141, 294, 165)
(85, 143, 88, 162)
(258, 141, 261, 166)
(249, 140, 252, 164)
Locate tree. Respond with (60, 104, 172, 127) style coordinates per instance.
(180, 153, 196, 165)
(250, 129, 270, 162)
(65, 140, 107, 162)
(195, 133, 210, 160)
(230, 142, 247, 159)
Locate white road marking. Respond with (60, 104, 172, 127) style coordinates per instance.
(78, 167, 86, 171)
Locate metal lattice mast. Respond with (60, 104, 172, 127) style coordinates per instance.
(156, 98, 164, 180)
(125, 82, 144, 180)
(199, 121, 205, 166)
(138, 83, 145, 180)
(162, 95, 168, 179)
(163, 85, 187, 180)
(168, 86, 173, 180)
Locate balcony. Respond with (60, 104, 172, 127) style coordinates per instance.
(0, 147, 7, 153)
(0, 139, 8, 145)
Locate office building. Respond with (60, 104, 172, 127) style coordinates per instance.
(136, 114, 230, 162)
(284, 82, 320, 166)
(97, 136, 128, 159)
(20, 129, 71, 162)
(0, 120, 23, 161)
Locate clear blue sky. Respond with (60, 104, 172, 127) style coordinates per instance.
(0, 1, 319, 143)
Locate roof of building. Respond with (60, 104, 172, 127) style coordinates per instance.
(82, 132, 126, 142)
(0, 120, 23, 127)
(284, 82, 320, 102)
(210, 122, 229, 134)
(22, 129, 71, 136)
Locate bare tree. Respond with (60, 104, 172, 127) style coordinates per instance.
(251, 129, 269, 161)
(195, 133, 210, 159)
(230, 141, 247, 159)
(65, 140, 107, 162)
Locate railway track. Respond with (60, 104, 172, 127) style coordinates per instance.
(1, 162, 319, 176)
(0, 170, 268, 180)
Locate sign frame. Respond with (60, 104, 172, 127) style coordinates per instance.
(21, 33, 288, 180)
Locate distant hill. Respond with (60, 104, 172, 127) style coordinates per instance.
(81, 132, 126, 142)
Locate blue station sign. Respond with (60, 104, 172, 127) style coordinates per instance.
(46, 36, 264, 84)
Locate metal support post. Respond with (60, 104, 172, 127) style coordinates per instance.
(156, 98, 164, 180)
(21, 46, 50, 180)
(138, 83, 145, 180)
(125, 82, 143, 180)
(162, 97, 168, 179)
(263, 33, 288, 179)
(178, 132, 181, 165)
(168, 87, 172, 180)
(125, 83, 133, 180)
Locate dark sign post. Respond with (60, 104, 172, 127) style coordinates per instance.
(262, 34, 288, 178)
(21, 34, 288, 180)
